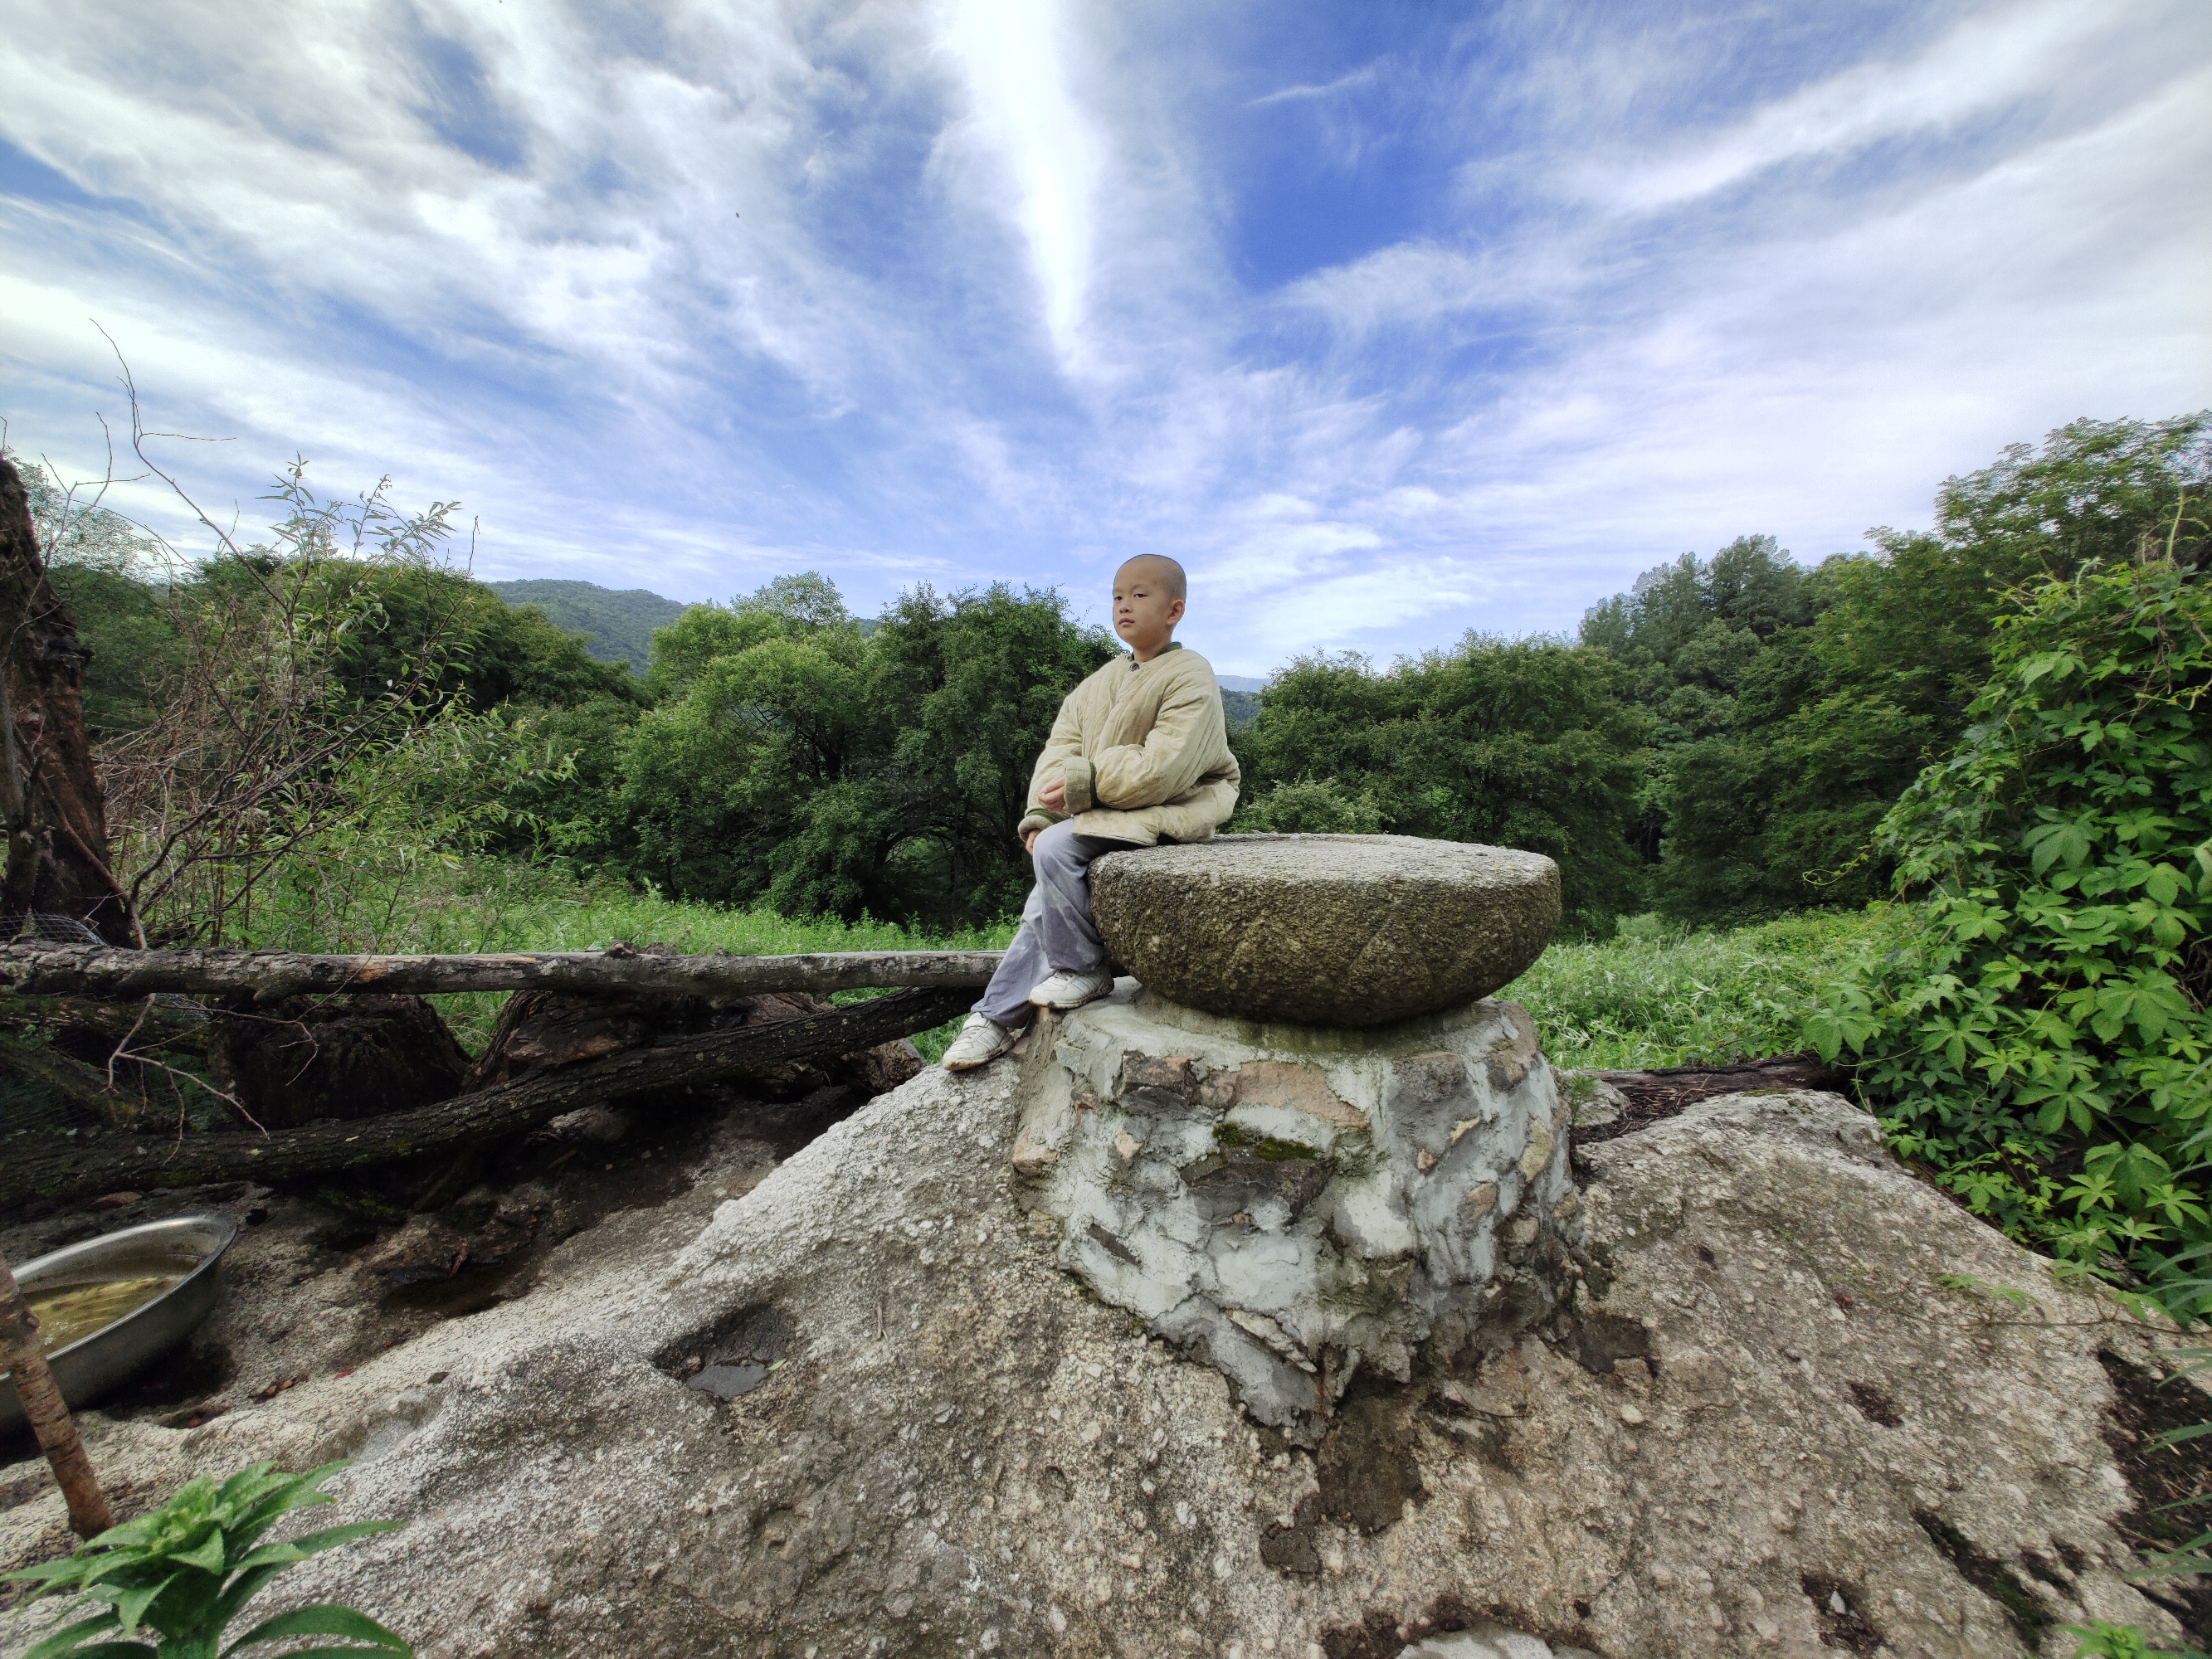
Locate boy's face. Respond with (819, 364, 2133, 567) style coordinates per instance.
(1113, 560, 1185, 659)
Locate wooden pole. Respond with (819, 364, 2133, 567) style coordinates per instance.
(0, 943, 1004, 1004)
(0, 1248, 112, 1538)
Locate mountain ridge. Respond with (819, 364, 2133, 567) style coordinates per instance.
(485, 579, 686, 674)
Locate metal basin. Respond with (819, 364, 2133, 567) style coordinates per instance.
(0, 1213, 239, 1433)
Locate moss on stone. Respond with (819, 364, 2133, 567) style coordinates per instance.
(1213, 1122, 1320, 1161)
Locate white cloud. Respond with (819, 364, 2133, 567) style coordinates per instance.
(932, 0, 1107, 365)
(1247, 65, 1380, 109)
(1594, 0, 2175, 211)
(0, 0, 2203, 679)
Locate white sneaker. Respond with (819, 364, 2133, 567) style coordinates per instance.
(942, 1014, 1025, 1072)
(1028, 966, 1117, 1011)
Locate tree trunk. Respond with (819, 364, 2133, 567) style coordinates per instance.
(0, 458, 134, 947)
(0, 1248, 113, 1537)
(0, 985, 971, 1209)
(0, 942, 1004, 1002)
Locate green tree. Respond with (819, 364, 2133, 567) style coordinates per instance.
(866, 582, 1117, 922)
(617, 579, 1113, 926)
(1234, 639, 1646, 934)
(639, 573, 853, 706)
(305, 563, 643, 713)
(1588, 416, 2210, 926)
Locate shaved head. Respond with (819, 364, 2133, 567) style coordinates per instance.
(1115, 554, 1187, 601)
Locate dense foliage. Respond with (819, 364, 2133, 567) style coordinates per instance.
(1230, 638, 1647, 934)
(1217, 416, 2205, 936)
(616, 579, 1113, 925)
(1508, 907, 1900, 1073)
(27, 414, 2203, 944)
(1581, 415, 2211, 922)
(7, 1461, 408, 1657)
(19, 413, 2212, 1294)
(1812, 552, 2212, 1296)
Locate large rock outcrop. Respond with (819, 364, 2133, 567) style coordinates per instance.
(2, 1061, 2196, 1658)
(1010, 985, 1576, 1444)
(1089, 836, 1560, 1027)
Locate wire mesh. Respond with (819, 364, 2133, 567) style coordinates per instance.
(0, 912, 106, 946)
(1, 913, 214, 1141)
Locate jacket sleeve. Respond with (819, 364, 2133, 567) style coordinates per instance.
(1089, 670, 1223, 811)
(1016, 690, 1089, 842)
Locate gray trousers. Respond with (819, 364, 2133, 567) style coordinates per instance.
(974, 820, 1130, 1027)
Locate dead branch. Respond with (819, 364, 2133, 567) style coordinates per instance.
(0, 993, 209, 1050)
(0, 1031, 133, 1127)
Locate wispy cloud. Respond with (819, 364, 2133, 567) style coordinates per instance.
(1591, 0, 2167, 212)
(932, 0, 1107, 365)
(1, 0, 2205, 679)
(1246, 64, 1381, 109)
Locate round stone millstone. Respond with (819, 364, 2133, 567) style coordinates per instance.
(1089, 832, 1561, 1027)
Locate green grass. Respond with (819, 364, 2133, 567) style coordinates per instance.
(236, 861, 1013, 1057)
(1500, 907, 1901, 1073)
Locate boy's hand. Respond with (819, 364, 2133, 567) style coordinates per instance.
(1038, 777, 1067, 812)
(1025, 830, 1040, 855)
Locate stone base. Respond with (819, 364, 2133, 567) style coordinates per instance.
(1009, 981, 1578, 1444)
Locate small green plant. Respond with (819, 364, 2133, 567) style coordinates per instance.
(1213, 1122, 1318, 1160)
(2063, 1620, 2205, 1658)
(6, 1461, 409, 1658)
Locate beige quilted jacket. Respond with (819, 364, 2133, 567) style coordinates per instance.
(1016, 643, 1240, 847)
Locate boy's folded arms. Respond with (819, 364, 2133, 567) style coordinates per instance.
(1016, 649, 1237, 847)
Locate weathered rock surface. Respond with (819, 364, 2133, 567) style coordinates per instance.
(1, 1072, 2197, 1659)
(1011, 985, 1577, 1444)
(1090, 835, 1561, 1027)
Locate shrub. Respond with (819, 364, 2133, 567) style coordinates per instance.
(1508, 907, 1897, 1072)
(1229, 778, 1382, 835)
(1811, 552, 2211, 1298)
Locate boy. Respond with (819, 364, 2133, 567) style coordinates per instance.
(942, 555, 1240, 1070)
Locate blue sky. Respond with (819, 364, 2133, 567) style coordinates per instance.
(2, 0, 2206, 677)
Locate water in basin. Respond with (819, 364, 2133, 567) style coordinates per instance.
(24, 1275, 183, 1354)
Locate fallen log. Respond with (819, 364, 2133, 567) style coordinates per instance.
(0, 942, 1004, 1004)
(0, 985, 972, 1209)
(1568, 1051, 1844, 1145)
